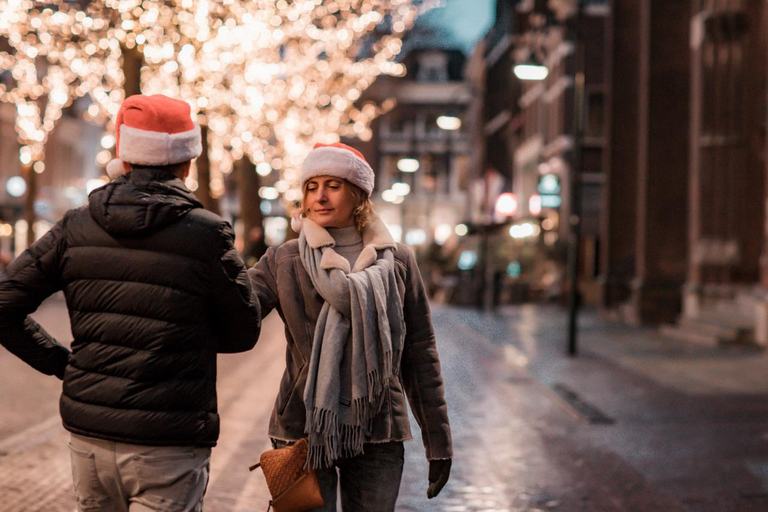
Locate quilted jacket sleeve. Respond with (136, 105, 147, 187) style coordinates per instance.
(246, 245, 280, 319)
(0, 218, 71, 379)
(209, 221, 261, 353)
(400, 246, 453, 460)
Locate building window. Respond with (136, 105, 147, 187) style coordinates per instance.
(425, 110, 444, 137)
(420, 154, 450, 195)
(416, 51, 449, 83)
(387, 110, 405, 133)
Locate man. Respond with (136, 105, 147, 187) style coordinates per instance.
(0, 94, 260, 512)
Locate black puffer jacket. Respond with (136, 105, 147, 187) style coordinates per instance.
(0, 168, 260, 447)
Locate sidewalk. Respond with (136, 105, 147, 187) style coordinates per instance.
(2, 297, 766, 511)
(445, 303, 768, 511)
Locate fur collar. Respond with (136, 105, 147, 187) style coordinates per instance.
(302, 218, 396, 274)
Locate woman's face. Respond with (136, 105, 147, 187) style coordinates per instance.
(303, 176, 356, 228)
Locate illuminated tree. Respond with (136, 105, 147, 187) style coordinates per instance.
(88, 0, 429, 221)
(0, 0, 123, 245)
(2, 0, 436, 239)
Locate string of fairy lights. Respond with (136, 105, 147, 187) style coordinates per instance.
(0, 0, 433, 207)
(0, 0, 123, 169)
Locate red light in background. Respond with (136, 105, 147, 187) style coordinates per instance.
(495, 193, 518, 217)
(529, 194, 542, 216)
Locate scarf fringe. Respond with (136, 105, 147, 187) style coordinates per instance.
(306, 349, 402, 470)
(306, 407, 366, 469)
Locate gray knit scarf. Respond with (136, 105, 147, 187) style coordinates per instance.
(298, 218, 405, 469)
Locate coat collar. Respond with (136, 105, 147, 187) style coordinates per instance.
(302, 217, 397, 273)
(302, 217, 396, 250)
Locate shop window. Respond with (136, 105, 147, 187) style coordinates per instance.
(384, 109, 412, 136)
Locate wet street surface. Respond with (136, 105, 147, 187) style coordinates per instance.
(0, 295, 767, 510)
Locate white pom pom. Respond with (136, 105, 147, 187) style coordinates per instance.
(106, 158, 126, 180)
(290, 213, 304, 233)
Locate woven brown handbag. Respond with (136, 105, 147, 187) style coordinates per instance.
(249, 438, 324, 512)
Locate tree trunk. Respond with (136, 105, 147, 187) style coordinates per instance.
(122, 45, 142, 98)
(23, 163, 37, 248)
(194, 125, 219, 213)
(236, 157, 263, 241)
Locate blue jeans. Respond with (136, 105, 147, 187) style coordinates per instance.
(272, 440, 404, 512)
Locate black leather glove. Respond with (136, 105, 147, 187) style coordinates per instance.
(427, 458, 452, 499)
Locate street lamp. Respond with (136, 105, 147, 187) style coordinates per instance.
(565, 2, 586, 357)
(6, 176, 27, 198)
(513, 3, 584, 356)
(382, 189, 399, 203)
(397, 157, 420, 173)
(391, 182, 411, 196)
(513, 52, 549, 81)
(436, 115, 461, 131)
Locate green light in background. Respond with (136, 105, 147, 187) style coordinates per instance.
(506, 261, 522, 278)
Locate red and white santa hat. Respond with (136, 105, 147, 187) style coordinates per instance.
(106, 94, 202, 180)
(300, 142, 375, 197)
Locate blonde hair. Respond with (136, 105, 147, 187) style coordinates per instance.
(299, 179, 378, 232)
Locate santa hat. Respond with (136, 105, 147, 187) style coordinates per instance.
(106, 94, 202, 180)
(300, 142, 375, 197)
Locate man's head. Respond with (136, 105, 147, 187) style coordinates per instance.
(106, 94, 202, 180)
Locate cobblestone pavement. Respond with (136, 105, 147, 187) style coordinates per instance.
(2, 296, 761, 511)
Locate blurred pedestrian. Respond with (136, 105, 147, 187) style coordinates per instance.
(243, 225, 269, 267)
(0, 250, 10, 276)
(248, 143, 452, 511)
(0, 94, 260, 512)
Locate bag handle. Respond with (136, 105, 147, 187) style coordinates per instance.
(249, 462, 270, 511)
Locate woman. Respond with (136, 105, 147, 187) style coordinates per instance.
(248, 142, 452, 511)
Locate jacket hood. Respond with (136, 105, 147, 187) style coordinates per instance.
(89, 168, 203, 236)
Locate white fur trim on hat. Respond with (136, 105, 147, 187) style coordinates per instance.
(106, 158, 125, 180)
(117, 124, 202, 166)
(301, 146, 374, 196)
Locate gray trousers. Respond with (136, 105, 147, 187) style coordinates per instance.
(273, 440, 404, 512)
(68, 433, 211, 512)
